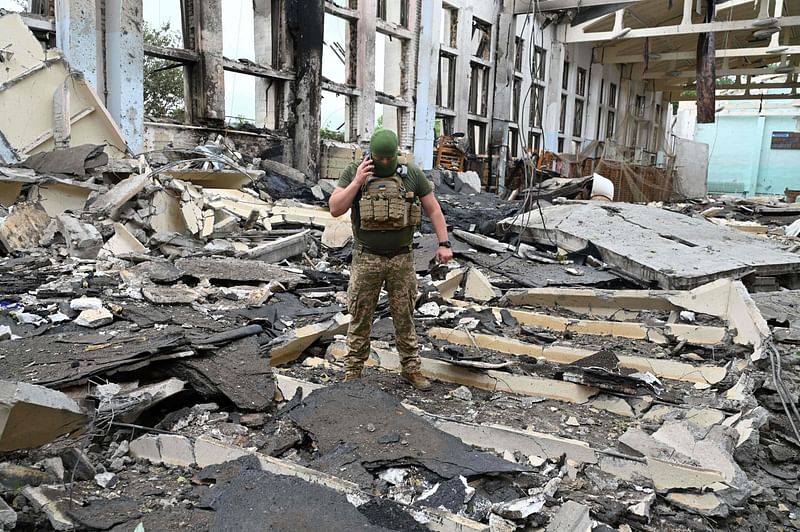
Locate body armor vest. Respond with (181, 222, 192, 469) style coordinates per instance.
(358, 170, 422, 231)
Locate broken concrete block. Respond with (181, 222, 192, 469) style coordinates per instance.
(90, 172, 151, 215)
(321, 219, 353, 249)
(74, 307, 114, 328)
(545, 500, 592, 531)
(129, 435, 160, 463)
(666, 492, 728, 517)
(22, 486, 75, 531)
(590, 395, 634, 417)
(0, 496, 16, 529)
(647, 457, 725, 492)
(129, 435, 196, 467)
(241, 230, 309, 263)
(628, 493, 655, 520)
(0, 325, 10, 341)
(270, 314, 351, 366)
(0, 202, 50, 252)
(492, 495, 545, 520)
(175, 257, 305, 286)
(55, 214, 103, 259)
(94, 472, 118, 488)
(101, 222, 147, 256)
(684, 407, 725, 430)
(454, 171, 481, 194)
(142, 284, 200, 305)
(59, 448, 96, 481)
(0, 381, 86, 451)
(463, 267, 500, 303)
(38, 457, 65, 482)
(69, 297, 103, 311)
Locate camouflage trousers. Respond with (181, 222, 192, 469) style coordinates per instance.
(345, 246, 420, 372)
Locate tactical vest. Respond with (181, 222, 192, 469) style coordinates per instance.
(358, 171, 422, 231)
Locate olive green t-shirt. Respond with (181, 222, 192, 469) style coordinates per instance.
(337, 162, 433, 253)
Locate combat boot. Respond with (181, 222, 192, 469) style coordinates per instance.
(343, 368, 362, 382)
(401, 370, 432, 391)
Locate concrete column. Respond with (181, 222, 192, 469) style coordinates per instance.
(412, 0, 442, 168)
(356, 0, 377, 142)
(105, 0, 143, 153)
(397, 0, 419, 151)
(543, 37, 563, 151)
(195, 0, 225, 125)
(490, 2, 515, 191)
(454, 6, 473, 135)
(287, 0, 323, 179)
(55, 0, 100, 91)
(254, 0, 274, 129)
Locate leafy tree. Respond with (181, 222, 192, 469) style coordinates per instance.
(320, 127, 345, 142)
(143, 22, 185, 120)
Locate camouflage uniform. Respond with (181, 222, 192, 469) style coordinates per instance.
(345, 246, 420, 372)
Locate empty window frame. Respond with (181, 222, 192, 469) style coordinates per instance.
(572, 99, 584, 139)
(576, 67, 587, 97)
(606, 82, 618, 138)
(511, 77, 522, 123)
(514, 37, 524, 72)
(323, 13, 351, 86)
(377, 0, 409, 27)
(375, 31, 404, 98)
(471, 18, 491, 60)
(635, 94, 646, 117)
(528, 46, 546, 151)
(468, 119, 488, 155)
(143, 0, 188, 121)
(320, 89, 350, 141)
(435, 115, 454, 137)
(559, 94, 567, 134)
(573, 67, 587, 140)
(469, 63, 490, 117)
(437, 52, 456, 109)
(596, 80, 605, 139)
(561, 61, 570, 90)
(530, 85, 544, 129)
(533, 46, 546, 82)
(527, 131, 541, 153)
(508, 127, 519, 158)
(440, 6, 458, 47)
(375, 103, 402, 140)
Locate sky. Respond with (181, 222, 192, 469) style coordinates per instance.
(1, 0, 375, 133)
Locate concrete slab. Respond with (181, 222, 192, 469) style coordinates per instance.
(498, 202, 800, 289)
(0, 381, 86, 451)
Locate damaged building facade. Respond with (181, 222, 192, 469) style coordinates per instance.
(1, 0, 800, 531)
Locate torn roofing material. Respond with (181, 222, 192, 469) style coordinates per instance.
(283, 381, 530, 482)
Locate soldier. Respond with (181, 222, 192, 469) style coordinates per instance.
(329, 130, 453, 391)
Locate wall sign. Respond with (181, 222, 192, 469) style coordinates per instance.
(771, 131, 800, 150)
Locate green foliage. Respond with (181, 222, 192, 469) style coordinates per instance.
(375, 114, 384, 130)
(680, 75, 737, 98)
(143, 22, 185, 121)
(320, 127, 345, 142)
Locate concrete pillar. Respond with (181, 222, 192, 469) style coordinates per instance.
(454, 6, 474, 135)
(543, 37, 563, 151)
(254, 0, 275, 129)
(356, 0, 377, 142)
(105, 0, 143, 153)
(183, 0, 225, 126)
(490, 2, 515, 192)
(413, 0, 442, 168)
(287, 0, 322, 179)
(55, 0, 100, 91)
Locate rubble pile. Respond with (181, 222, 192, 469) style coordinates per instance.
(0, 139, 799, 532)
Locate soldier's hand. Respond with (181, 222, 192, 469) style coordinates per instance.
(436, 246, 453, 264)
(354, 158, 374, 187)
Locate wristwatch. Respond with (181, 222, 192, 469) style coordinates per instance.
(438, 240, 452, 248)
